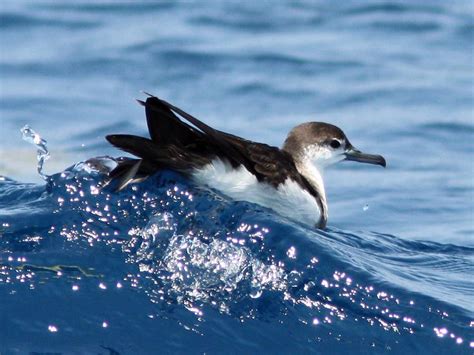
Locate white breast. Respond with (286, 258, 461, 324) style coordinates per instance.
(191, 159, 321, 227)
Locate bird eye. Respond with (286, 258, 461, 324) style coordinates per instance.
(330, 139, 341, 149)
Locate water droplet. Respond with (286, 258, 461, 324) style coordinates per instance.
(249, 286, 263, 299)
(304, 281, 315, 291)
(288, 270, 301, 287)
(20, 125, 50, 180)
(286, 246, 296, 259)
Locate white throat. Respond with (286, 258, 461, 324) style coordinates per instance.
(295, 157, 328, 223)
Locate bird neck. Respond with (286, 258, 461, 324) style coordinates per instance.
(295, 158, 328, 228)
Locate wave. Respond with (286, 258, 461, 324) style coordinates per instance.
(0, 158, 472, 353)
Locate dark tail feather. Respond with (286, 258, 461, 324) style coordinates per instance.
(112, 159, 142, 191)
(106, 134, 160, 159)
(105, 134, 166, 191)
(103, 157, 158, 191)
(108, 158, 140, 180)
(105, 134, 204, 190)
(106, 134, 195, 170)
(139, 96, 202, 146)
(105, 95, 220, 191)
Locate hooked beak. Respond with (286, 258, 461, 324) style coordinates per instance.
(345, 148, 386, 167)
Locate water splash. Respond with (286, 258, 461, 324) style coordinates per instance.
(125, 211, 287, 311)
(20, 125, 50, 180)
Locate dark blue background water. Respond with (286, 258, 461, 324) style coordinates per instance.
(0, 1, 473, 353)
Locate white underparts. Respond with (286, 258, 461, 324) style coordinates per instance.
(295, 158, 328, 224)
(191, 159, 321, 226)
(292, 143, 348, 224)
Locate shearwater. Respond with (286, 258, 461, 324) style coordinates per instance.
(106, 94, 386, 229)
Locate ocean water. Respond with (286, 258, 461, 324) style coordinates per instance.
(0, 1, 473, 354)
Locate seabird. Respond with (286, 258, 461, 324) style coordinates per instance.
(106, 95, 386, 229)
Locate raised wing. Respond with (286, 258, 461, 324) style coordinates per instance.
(154, 96, 322, 198)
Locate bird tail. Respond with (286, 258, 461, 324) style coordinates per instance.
(104, 134, 195, 191)
(104, 94, 216, 191)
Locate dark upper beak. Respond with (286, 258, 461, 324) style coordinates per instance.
(344, 147, 386, 167)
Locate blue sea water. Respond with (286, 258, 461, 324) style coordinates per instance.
(0, 1, 473, 353)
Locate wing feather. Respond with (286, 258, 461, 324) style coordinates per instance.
(154, 96, 309, 188)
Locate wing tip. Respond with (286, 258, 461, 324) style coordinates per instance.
(136, 91, 161, 107)
(105, 134, 120, 144)
(141, 90, 154, 98)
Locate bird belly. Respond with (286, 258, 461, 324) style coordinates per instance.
(191, 159, 321, 227)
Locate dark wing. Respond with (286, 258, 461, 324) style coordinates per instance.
(105, 97, 224, 190)
(156, 96, 326, 227)
(141, 96, 205, 147)
(105, 95, 325, 224)
(106, 95, 306, 187)
(156, 97, 322, 195)
(156, 98, 285, 182)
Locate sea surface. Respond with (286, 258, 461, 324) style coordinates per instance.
(0, 1, 473, 354)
